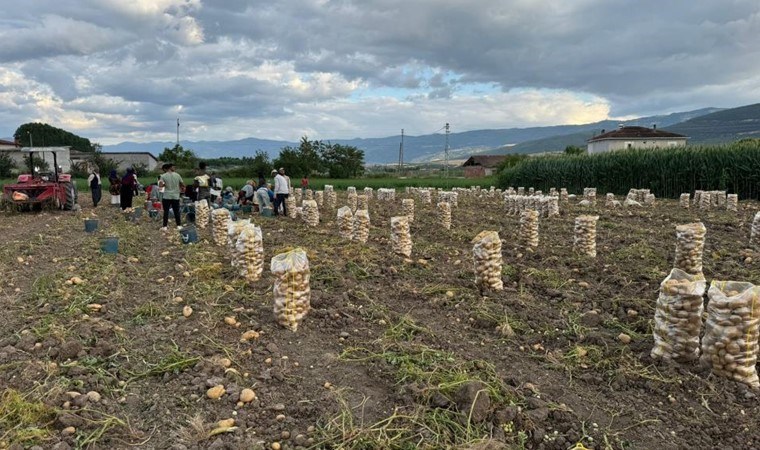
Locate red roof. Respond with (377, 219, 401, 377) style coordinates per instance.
(0, 139, 20, 146)
(462, 155, 507, 168)
(587, 126, 687, 143)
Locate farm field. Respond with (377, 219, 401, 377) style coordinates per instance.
(1, 189, 760, 449)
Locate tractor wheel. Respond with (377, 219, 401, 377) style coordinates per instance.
(62, 182, 77, 211)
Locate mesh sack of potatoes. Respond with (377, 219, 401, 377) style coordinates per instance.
(347, 186, 357, 195)
(699, 191, 712, 209)
(560, 188, 568, 203)
(674, 222, 706, 275)
(286, 196, 298, 218)
(270, 248, 311, 332)
(644, 193, 656, 206)
(605, 193, 615, 207)
(517, 187, 525, 195)
(304, 189, 314, 201)
(314, 190, 324, 207)
(519, 209, 539, 248)
(573, 215, 599, 257)
(419, 189, 432, 204)
(549, 187, 558, 197)
(211, 208, 231, 246)
(583, 188, 597, 205)
(337, 206, 354, 240)
(547, 197, 560, 217)
(302, 199, 320, 227)
(679, 193, 690, 208)
(438, 201, 451, 230)
(402, 198, 415, 222)
(227, 219, 251, 267)
(294, 189, 302, 205)
(726, 194, 738, 212)
(352, 209, 370, 243)
(650, 268, 707, 362)
(194, 200, 210, 229)
(364, 187, 373, 198)
(391, 216, 412, 257)
(693, 190, 702, 206)
(472, 230, 504, 292)
(326, 190, 337, 209)
(751, 212, 760, 248)
(714, 191, 727, 207)
(357, 194, 368, 211)
(700, 281, 760, 388)
(347, 192, 358, 212)
(235, 223, 264, 283)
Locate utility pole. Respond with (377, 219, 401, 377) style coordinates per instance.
(398, 129, 404, 174)
(176, 117, 180, 147)
(444, 123, 450, 178)
(27, 131, 33, 148)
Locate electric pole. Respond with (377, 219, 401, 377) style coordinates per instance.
(444, 122, 450, 178)
(176, 117, 180, 147)
(398, 129, 404, 174)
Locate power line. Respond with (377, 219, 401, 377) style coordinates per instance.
(444, 122, 450, 178)
(398, 129, 404, 173)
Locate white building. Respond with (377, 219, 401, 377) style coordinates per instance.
(0, 141, 72, 173)
(587, 126, 688, 154)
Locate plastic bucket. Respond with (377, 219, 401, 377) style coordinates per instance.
(101, 237, 119, 253)
(84, 219, 99, 233)
(241, 205, 253, 213)
(179, 226, 198, 244)
(261, 207, 274, 217)
(133, 207, 143, 218)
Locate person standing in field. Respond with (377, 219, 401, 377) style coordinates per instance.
(194, 162, 211, 202)
(108, 169, 121, 206)
(120, 167, 137, 210)
(87, 167, 102, 207)
(159, 163, 184, 231)
(301, 175, 309, 193)
(274, 169, 289, 216)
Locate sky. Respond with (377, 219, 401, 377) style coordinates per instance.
(1, 0, 759, 145)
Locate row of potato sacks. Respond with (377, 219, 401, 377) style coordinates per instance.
(652, 221, 760, 388)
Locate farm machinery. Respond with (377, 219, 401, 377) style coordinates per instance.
(2, 149, 78, 211)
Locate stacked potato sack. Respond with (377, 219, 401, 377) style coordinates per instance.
(752, 212, 760, 248)
(195, 200, 210, 229)
(304, 189, 314, 201)
(347, 186, 357, 196)
(700, 281, 760, 388)
(560, 188, 569, 203)
(377, 188, 396, 201)
(419, 189, 432, 204)
(357, 194, 368, 211)
(534, 190, 542, 196)
(547, 197, 560, 217)
(693, 190, 703, 207)
(347, 191, 358, 212)
(679, 193, 690, 208)
(211, 208, 231, 246)
(713, 191, 727, 208)
(517, 187, 525, 196)
(315, 190, 324, 208)
(519, 210, 539, 248)
(472, 230, 503, 292)
(337, 206, 354, 240)
(624, 192, 642, 207)
(294, 189, 302, 205)
(236, 223, 264, 282)
(644, 193, 656, 206)
(549, 187, 557, 197)
(583, 188, 597, 205)
(270, 248, 311, 332)
(650, 269, 706, 362)
(605, 193, 616, 207)
(573, 215, 599, 257)
(438, 201, 451, 230)
(302, 199, 319, 227)
(325, 185, 336, 209)
(402, 198, 415, 222)
(364, 187, 374, 199)
(726, 194, 738, 212)
(528, 187, 535, 196)
(674, 222, 706, 275)
(227, 219, 251, 267)
(390, 216, 412, 257)
(286, 196, 298, 218)
(699, 191, 712, 209)
(353, 209, 370, 243)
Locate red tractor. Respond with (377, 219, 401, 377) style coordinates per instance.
(2, 149, 78, 211)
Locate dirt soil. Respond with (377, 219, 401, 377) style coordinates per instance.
(1, 190, 760, 450)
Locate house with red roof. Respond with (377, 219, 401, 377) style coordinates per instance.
(586, 125, 688, 154)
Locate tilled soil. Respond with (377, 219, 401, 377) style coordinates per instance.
(1, 191, 759, 450)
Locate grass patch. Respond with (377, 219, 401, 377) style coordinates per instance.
(0, 389, 56, 445)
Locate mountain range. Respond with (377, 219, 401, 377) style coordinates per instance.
(102, 103, 760, 164)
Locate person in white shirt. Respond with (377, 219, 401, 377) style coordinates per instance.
(273, 169, 289, 216)
(87, 167, 102, 207)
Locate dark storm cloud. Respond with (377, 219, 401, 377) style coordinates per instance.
(0, 0, 758, 142)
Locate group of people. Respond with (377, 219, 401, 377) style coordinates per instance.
(87, 162, 299, 230)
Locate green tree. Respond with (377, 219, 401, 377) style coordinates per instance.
(14, 122, 94, 151)
(158, 144, 198, 168)
(247, 150, 272, 178)
(564, 145, 586, 155)
(23, 155, 50, 172)
(320, 143, 365, 178)
(273, 147, 307, 178)
(0, 153, 15, 177)
(497, 154, 529, 172)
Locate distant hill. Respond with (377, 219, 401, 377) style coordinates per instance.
(667, 103, 760, 143)
(101, 105, 749, 164)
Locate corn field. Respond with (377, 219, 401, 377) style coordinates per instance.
(498, 140, 760, 199)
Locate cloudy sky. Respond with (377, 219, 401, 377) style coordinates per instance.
(1, 0, 759, 145)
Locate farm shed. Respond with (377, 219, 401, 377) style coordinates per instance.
(101, 152, 160, 172)
(0, 144, 72, 173)
(587, 125, 688, 154)
(462, 155, 507, 178)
